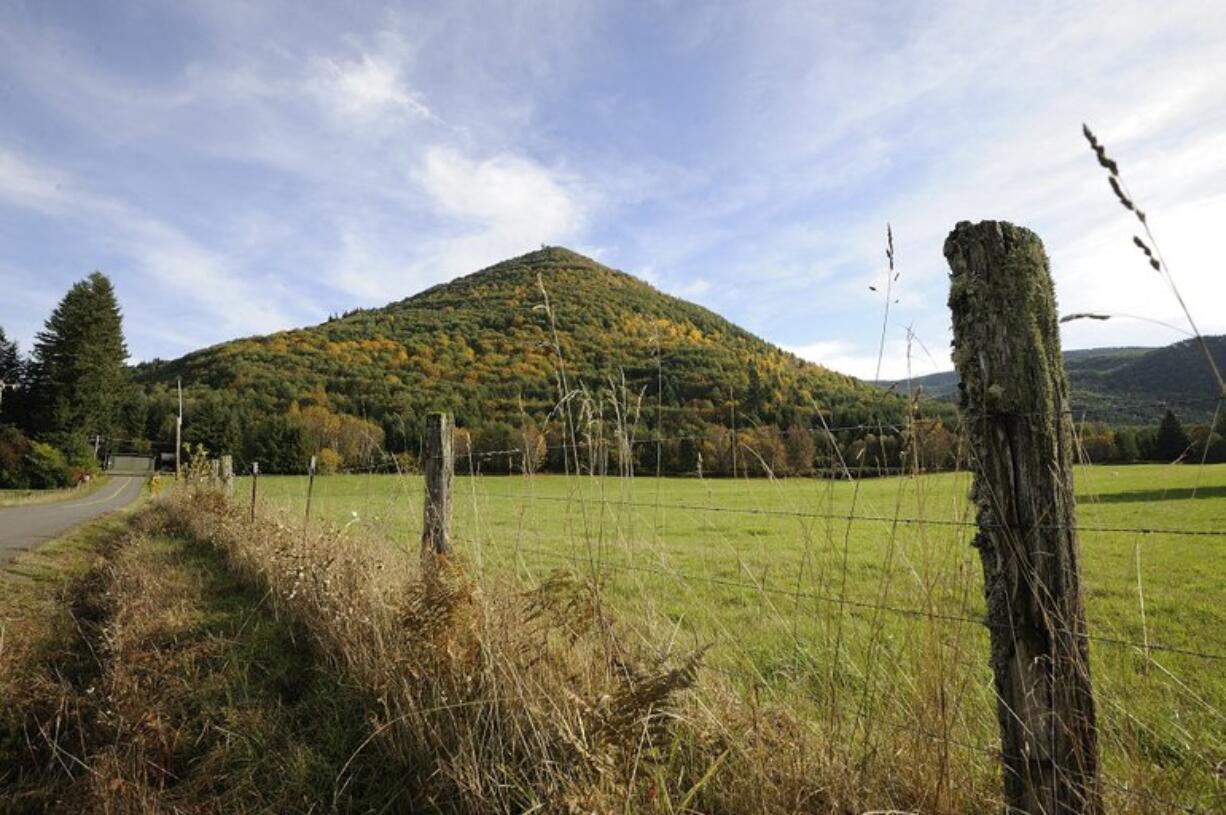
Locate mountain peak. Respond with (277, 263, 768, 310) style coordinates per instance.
(141, 247, 915, 468)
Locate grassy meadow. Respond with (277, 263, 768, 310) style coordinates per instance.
(249, 462, 1226, 806)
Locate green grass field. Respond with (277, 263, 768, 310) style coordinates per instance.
(249, 463, 1226, 805)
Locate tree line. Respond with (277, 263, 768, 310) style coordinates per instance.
(4, 269, 1223, 488)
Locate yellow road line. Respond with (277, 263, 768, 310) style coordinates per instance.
(64, 478, 137, 509)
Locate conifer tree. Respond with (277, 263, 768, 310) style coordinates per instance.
(1154, 408, 1190, 461)
(28, 272, 128, 438)
(0, 325, 22, 424)
(0, 326, 19, 381)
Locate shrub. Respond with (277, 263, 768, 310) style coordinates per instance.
(25, 442, 71, 488)
(315, 447, 342, 474)
(0, 424, 33, 488)
(59, 432, 100, 475)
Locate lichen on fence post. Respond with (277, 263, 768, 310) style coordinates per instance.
(422, 412, 454, 558)
(945, 220, 1101, 814)
(221, 454, 234, 498)
(250, 461, 259, 521)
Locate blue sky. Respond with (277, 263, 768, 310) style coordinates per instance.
(1, 0, 1224, 379)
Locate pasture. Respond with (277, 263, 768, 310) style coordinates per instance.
(251, 463, 1226, 804)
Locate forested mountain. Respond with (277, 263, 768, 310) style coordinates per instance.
(884, 338, 1225, 424)
(134, 247, 927, 472)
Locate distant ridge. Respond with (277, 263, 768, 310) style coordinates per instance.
(879, 339, 1225, 424)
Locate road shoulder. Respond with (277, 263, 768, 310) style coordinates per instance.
(0, 475, 112, 508)
(0, 499, 384, 811)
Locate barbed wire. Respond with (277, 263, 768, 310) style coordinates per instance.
(425, 485, 1226, 541)
(468, 538, 1226, 664)
(460, 543, 1222, 809)
(706, 651, 1215, 813)
(245, 459, 1226, 808)
(302, 447, 1226, 538)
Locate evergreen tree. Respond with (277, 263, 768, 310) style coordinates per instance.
(1113, 427, 1141, 462)
(0, 326, 19, 383)
(28, 272, 129, 438)
(0, 325, 22, 424)
(1154, 409, 1190, 461)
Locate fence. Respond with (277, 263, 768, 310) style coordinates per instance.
(238, 408, 1226, 812)
(224, 223, 1224, 813)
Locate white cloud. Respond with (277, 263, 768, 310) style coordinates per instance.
(3, 0, 1225, 370)
(417, 147, 582, 234)
(0, 150, 72, 214)
(0, 149, 301, 352)
(325, 146, 588, 301)
(786, 336, 950, 382)
(606, 0, 1226, 363)
(315, 51, 432, 124)
(676, 278, 710, 297)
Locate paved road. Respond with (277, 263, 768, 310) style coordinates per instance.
(0, 477, 145, 565)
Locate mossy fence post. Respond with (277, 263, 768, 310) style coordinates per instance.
(303, 454, 316, 546)
(221, 454, 234, 498)
(422, 412, 454, 558)
(250, 461, 259, 521)
(945, 221, 1101, 814)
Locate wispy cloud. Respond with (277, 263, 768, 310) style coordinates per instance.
(0, 150, 71, 214)
(313, 39, 434, 126)
(786, 337, 947, 383)
(0, 148, 300, 355)
(0, 0, 1222, 378)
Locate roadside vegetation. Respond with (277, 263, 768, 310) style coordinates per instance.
(0, 474, 109, 508)
(0, 494, 392, 812)
(0, 275, 120, 489)
(7, 461, 1221, 812)
(253, 462, 1226, 810)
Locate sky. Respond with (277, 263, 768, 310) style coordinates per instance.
(1, 0, 1224, 381)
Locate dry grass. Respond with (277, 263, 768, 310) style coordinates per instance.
(1, 500, 388, 812)
(157, 486, 727, 812)
(149, 478, 1011, 814)
(0, 514, 126, 810)
(6, 468, 1201, 811)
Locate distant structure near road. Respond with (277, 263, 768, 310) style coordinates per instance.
(105, 454, 156, 476)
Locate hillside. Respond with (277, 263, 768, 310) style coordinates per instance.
(136, 247, 917, 469)
(884, 338, 1225, 424)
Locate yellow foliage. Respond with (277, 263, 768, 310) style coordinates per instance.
(315, 447, 342, 474)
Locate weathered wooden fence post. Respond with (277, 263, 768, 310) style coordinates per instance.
(221, 454, 234, 498)
(422, 412, 453, 557)
(303, 454, 316, 544)
(250, 461, 259, 521)
(945, 221, 1101, 814)
(209, 458, 221, 487)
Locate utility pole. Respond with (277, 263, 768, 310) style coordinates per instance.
(175, 377, 183, 480)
